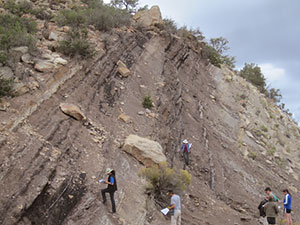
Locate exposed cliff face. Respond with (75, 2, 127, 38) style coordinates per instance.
(1, 4, 300, 225)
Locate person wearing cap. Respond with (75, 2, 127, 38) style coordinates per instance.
(101, 168, 118, 213)
(180, 139, 191, 166)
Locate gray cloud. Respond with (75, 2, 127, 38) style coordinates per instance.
(140, 0, 300, 121)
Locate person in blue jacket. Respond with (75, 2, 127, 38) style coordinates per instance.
(180, 139, 191, 166)
(283, 189, 292, 225)
(101, 168, 117, 213)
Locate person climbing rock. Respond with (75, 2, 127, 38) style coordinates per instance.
(101, 168, 117, 213)
(264, 195, 279, 225)
(265, 187, 279, 202)
(180, 139, 191, 166)
(283, 189, 292, 225)
(168, 190, 181, 225)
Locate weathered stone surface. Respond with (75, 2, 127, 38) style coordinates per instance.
(54, 57, 68, 65)
(245, 130, 255, 139)
(123, 134, 166, 166)
(34, 60, 54, 73)
(117, 60, 130, 77)
(11, 46, 28, 54)
(59, 103, 86, 121)
(118, 114, 131, 123)
(48, 31, 59, 41)
(0, 99, 10, 111)
(133, 6, 163, 27)
(0, 66, 14, 79)
(21, 54, 34, 64)
(13, 82, 30, 96)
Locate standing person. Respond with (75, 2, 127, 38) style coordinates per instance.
(168, 190, 181, 225)
(283, 189, 292, 225)
(264, 195, 279, 225)
(265, 187, 279, 202)
(180, 139, 191, 166)
(101, 168, 117, 213)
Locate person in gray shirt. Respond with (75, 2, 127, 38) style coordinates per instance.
(168, 190, 181, 225)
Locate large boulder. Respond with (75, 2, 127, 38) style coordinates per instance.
(123, 134, 166, 166)
(133, 5, 163, 27)
(34, 60, 55, 73)
(117, 60, 131, 77)
(59, 103, 86, 121)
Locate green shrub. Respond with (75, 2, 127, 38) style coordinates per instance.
(139, 162, 191, 202)
(3, 0, 33, 16)
(162, 18, 177, 34)
(55, 9, 87, 27)
(261, 125, 268, 132)
(57, 28, 95, 58)
(0, 13, 37, 52)
(0, 78, 14, 97)
(0, 51, 7, 65)
(239, 63, 266, 93)
(248, 152, 257, 160)
(203, 44, 223, 68)
(85, 5, 131, 31)
(55, 3, 131, 31)
(254, 129, 262, 137)
(142, 95, 153, 109)
(268, 146, 276, 156)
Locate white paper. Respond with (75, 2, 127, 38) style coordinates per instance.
(98, 179, 105, 183)
(189, 143, 192, 148)
(160, 208, 169, 215)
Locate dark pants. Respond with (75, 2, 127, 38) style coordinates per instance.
(101, 188, 116, 213)
(183, 152, 189, 166)
(267, 217, 275, 224)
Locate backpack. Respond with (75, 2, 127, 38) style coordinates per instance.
(258, 199, 268, 217)
(184, 144, 188, 153)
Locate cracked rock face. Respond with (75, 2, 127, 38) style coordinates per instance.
(1, 17, 300, 225)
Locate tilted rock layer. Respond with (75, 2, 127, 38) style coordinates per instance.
(0, 5, 300, 225)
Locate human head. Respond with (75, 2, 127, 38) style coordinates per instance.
(283, 189, 291, 196)
(168, 190, 174, 197)
(106, 168, 113, 175)
(265, 187, 272, 195)
(183, 139, 188, 144)
(268, 195, 275, 202)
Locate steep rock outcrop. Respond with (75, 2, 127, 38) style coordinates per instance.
(1, 9, 300, 225)
(133, 5, 163, 27)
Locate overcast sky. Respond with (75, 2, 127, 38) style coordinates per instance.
(105, 0, 300, 121)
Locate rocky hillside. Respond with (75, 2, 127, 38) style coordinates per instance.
(1, 1, 300, 225)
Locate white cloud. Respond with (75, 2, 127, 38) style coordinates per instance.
(259, 63, 285, 83)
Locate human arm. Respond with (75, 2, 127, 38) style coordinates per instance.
(104, 176, 115, 185)
(168, 203, 176, 210)
(274, 204, 279, 214)
(283, 195, 288, 206)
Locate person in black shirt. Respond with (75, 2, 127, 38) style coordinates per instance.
(101, 168, 117, 213)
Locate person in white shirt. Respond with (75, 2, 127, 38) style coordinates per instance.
(168, 190, 181, 225)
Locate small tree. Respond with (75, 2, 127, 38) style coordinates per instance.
(139, 162, 191, 206)
(239, 63, 266, 93)
(203, 37, 235, 69)
(210, 37, 229, 55)
(110, 0, 138, 13)
(266, 88, 282, 103)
